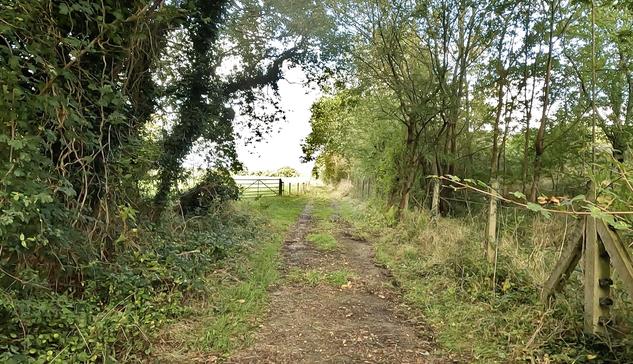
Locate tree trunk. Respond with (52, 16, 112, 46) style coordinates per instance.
(530, 2, 555, 202)
(521, 3, 536, 195)
(485, 179, 499, 263)
(490, 68, 505, 181)
(397, 124, 419, 217)
(500, 101, 513, 182)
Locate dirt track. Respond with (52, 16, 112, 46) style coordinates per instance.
(227, 203, 449, 364)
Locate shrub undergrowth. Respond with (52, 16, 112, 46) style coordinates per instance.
(151, 195, 307, 361)
(0, 196, 305, 362)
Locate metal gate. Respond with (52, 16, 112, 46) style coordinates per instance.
(234, 178, 282, 198)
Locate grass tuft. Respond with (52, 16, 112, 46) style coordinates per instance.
(307, 232, 338, 251)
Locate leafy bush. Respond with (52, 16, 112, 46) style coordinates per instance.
(178, 169, 240, 215)
(0, 203, 261, 362)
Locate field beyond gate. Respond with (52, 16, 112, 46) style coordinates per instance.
(233, 177, 314, 198)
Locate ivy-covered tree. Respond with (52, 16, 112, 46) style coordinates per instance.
(1, 0, 172, 278)
(152, 0, 342, 211)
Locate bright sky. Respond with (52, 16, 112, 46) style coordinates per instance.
(182, 65, 321, 176)
(234, 66, 321, 177)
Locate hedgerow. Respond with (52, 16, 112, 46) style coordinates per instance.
(0, 204, 261, 362)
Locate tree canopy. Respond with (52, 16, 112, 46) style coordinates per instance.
(304, 0, 633, 222)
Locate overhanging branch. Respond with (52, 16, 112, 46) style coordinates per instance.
(222, 47, 301, 95)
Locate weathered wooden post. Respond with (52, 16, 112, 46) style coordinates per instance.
(485, 180, 499, 263)
(361, 179, 366, 198)
(542, 184, 633, 335)
(289, 183, 292, 195)
(431, 177, 441, 217)
(278, 179, 283, 196)
(584, 214, 611, 334)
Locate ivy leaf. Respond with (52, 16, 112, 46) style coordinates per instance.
(64, 37, 82, 48)
(527, 202, 551, 218)
(8, 56, 20, 69)
(609, 220, 630, 231)
(58, 186, 77, 197)
(589, 206, 616, 226)
(8, 138, 25, 150)
(36, 193, 54, 204)
(59, 4, 70, 15)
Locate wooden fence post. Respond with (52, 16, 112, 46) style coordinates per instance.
(289, 183, 292, 195)
(278, 179, 283, 196)
(485, 180, 499, 262)
(431, 177, 441, 217)
(361, 179, 366, 198)
(596, 220, 633, 297)
(541, 220, 584, 301)
(584, 215, 611, 334)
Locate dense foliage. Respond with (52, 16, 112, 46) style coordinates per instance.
(304, 0, 633, 221)
(0, 200, 264, 361)
(3, 0, 633, 361)
(0, 0, 335, 361)
(1, 0, 172, 289)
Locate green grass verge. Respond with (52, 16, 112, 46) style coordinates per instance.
(153, 195, 307, 360)
(310, 195, 335, 221)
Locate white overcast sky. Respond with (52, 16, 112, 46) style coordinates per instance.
(234, 66, 321, 176)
